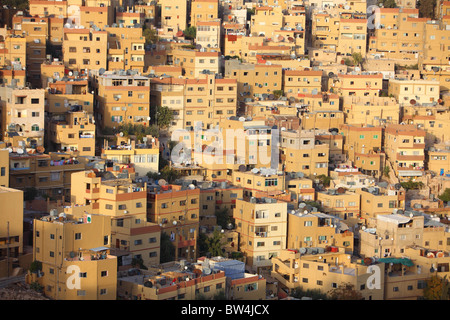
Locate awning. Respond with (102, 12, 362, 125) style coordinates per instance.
(378, 258, 414, 267)
(89, 246, 109, 252)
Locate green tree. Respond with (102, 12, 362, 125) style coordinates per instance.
(29, 260, 42, 273)
(159, 165, 180, 183)
(160, 232, 176, 263)
(203, 230, 224, 257)
(328, 283, 363, 300)
(378, 0, 397, 8)
(30, 282, 43, 293)
(24, 187, 38, 201)
(215, 207, 231, 229)
(401, 179, 424, 191)
(418, 0, 436, 18)
(438, 188, 450, 203)
(383, 165, 390, 177)
(143, 26, 159, 45)
(132, 257, 147, 270)
(156, 105, 174, 129)
(3, 0, 29, 10)
(183, 26, 196, 40)
(273, 90, 284, 99)
(423, 275, 450, 300)
(213, 290, 227, 300)
(317, 174, 331, 187)
(291, 287, 328, 300)
(351, 52, 363, 68)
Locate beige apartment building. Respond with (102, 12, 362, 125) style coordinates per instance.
(0, 86, 45, 148)
(30, 212, 117, 300)
(427, 145, 450, 176)
(356, 186, 406, 227)
(9, 150, 86, 200)
(316, 189, 361, 227)
(102, 134, 159, 177)
(384, 124, 426, 180)
(11, 14, 48, 87)
(147, 184, 200, 261)
(331, 74, 383, 97)
(44, 73, 93, 114)
(196, 20, 221, 50)
(337, 17, 367, 56)
(0, 149, 9, 187)
(280, 129, 329, 177)
(94, 71, 151, 129)
(231, 170, 286, 198)
(342, 96, 400, 126)
(150, 76, 237, 131)
(49, 110, 95, 157)
(190, 0, 219, 27)
(70, 170, 160, 268)
(0, 33, 27, 87)
(311, 12, 339, 51)
(171, 49, 220, 78)
(0, 187, 24, 261)
(233, 197, 287, 273)
(283, 69, 323, 99)
(28, 0, 69, 18)
(115, 10, 145, 28)
(79, 5, 114, 30)
(63, 28, 108, 72)
(340, 124, 385, 177)
(296, 93, 340, 112)
(419, 20, 450, 93)
(359, 211, 450, 259)
(287, 211, 354, 253)
(105, 26, 146, 73)
(388, 79, 440, 106)
(271, 248, 385, 300)
(160, 0, 188, 34)
(117, 262, 227, 300)
(224, 60, 283, 102)
(401, 104, 450, 145)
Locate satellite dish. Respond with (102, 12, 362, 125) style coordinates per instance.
(158, 179, 168, 186)
(188, 184, 195, 189)
(68, 71, 73, 76)
(119, 132, 124, 137)
(203, 267, 211, 275)
(227, 223, 234, 230)
(251, 168, 260, 174)
(17, 148, 24, 154)
(99, 68, 106, 75)
(410, 99, 416, 105)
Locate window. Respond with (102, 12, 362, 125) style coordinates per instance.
(75, 233, 82, 240)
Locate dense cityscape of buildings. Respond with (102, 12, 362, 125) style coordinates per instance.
(0, 0, 450, 302)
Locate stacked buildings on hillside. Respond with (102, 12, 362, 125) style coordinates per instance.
(0, 0, 450, 301)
